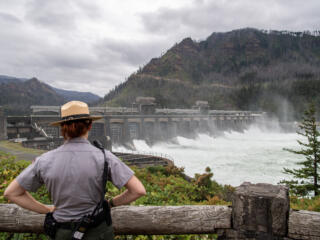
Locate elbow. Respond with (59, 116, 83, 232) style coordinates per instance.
(3, 180, 25, 202)
(126, 176, 146, 198)
(138, 187, 147, 197)
(4, 189, 12, 201)
(137, 186, 147, 197)
(133, 187, 146, 198)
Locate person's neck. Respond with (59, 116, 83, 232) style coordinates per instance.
(67, 132, 89, 141)
(81, 132, 89, 139)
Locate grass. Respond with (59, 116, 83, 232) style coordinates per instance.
(290, 195, 320, 212)
(0, 141, 46, 155)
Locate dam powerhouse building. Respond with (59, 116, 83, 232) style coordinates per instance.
(0, 98, 265, 150)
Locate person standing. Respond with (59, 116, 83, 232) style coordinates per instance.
(4, 101, 146, 239)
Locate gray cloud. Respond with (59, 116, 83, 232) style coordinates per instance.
(24, 0, 78, 31)
(76, 1, 103, 20)
(0, 0, 319, 97)
(0, 12, 21, 24)
(95, 38, 168, 67)
(140, 0, 320, 40)
(41, 47, 98, 70)
(24, 0, 103, 32)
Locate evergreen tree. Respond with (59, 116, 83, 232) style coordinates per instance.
(280, 103, 320, 196)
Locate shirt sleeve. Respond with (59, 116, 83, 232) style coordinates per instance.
(16, 157, 43, 192)
(105, 151, 134, 189)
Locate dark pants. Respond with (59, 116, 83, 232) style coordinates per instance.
(53, 222, 114, 240)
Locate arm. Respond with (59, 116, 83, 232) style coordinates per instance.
(4, 179, 54, 214)
(111, 175, 146, 207)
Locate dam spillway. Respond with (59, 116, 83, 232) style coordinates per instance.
(2, 99, 265, 150)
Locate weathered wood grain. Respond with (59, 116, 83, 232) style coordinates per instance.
(112, 205, 232, 235)
(232, 182, 289, 237)
(0, 204, 232, 234)
(2, 202, 320, 238)
(288, 210, 320, 240)
(0, 204, 46, 233)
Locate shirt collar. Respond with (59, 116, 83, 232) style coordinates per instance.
(66, 137, 90, 144)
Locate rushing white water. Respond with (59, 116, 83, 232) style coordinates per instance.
(114, 124, 304, 187)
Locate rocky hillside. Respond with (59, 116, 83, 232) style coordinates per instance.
(0, 76, 101, 115)
(103, 28, 320, 120)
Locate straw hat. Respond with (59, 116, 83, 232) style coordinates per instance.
(50, 101, 102, 126)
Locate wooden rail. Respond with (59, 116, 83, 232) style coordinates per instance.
(1, 183, 320, 239)
(0, 205, 231, 234)
(288, 210, 320, 239)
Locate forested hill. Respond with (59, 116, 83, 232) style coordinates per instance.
(103, 28, 320, 120)
(0, 78, 64, 115)
(0, 76, 101, 115)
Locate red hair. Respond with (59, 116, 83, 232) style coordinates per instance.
(61, 119, 92, 139)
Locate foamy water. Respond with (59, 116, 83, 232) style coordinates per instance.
(114, 124, 304, 186)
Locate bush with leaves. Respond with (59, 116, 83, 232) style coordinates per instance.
(0, 152, 49, 239)
(0, 151, 230, 239)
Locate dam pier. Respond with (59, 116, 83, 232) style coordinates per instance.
(1, 98, 265, 150)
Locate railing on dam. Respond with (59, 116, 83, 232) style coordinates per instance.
(30, 105, 265, 117)
(156, 109, 264, 116)
(31, 105, 140, 115)
(156, 108, 200, 114)
(1, 183, 319, 239)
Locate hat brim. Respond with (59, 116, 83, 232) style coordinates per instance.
(50, 116, 103, 126)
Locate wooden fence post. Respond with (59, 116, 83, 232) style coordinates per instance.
(224, 182, 290, 239)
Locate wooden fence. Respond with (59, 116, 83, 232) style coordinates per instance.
(1, 182, 320, 239)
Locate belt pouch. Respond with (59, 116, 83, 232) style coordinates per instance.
(44, 212, 59, 238)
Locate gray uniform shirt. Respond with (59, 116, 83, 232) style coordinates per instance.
(16, 138, 134, 222)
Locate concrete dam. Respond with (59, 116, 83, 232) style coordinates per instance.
(1, 98, 265, 150)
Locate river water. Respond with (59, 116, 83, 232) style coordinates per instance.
(114, 122, 304, 187)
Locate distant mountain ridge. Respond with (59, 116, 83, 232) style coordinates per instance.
(52, 87, 100, 104)
(0, 75, 28, 84)
(0, 75, 101, 115)
(103, 28, 320, 120)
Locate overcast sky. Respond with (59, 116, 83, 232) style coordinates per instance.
(0, 0, 319, 97)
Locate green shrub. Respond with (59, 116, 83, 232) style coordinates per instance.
(290, 195, 320, 212)
(0, 152, 230, 239)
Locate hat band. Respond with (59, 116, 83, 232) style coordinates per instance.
(61, 114, 90, 121)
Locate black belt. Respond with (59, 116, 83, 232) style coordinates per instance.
(58, 210, 106, 230)
(58, 221, 80, 230)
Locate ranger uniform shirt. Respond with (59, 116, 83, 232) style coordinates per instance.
(16, 138, 134, 222)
